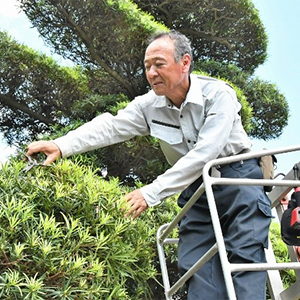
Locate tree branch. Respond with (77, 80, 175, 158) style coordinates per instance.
(55, 3, 137, 99)
(0, 94, 55, 125)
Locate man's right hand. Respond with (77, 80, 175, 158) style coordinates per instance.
(26, 141, 61, 165)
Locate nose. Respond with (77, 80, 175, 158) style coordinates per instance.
(146, 65, 158, 78)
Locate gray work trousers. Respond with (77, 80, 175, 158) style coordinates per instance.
(177, 159, 272, 300)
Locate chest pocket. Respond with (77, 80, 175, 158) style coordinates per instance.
(149, 121, 183, 145)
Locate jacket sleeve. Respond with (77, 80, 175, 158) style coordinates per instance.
(53, 99, 150, 158)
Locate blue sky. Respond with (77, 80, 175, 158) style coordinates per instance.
(0, 0, 299, 175)
(251, 0, 300, 176)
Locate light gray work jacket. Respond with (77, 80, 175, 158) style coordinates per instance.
(54, 74, 252, 207)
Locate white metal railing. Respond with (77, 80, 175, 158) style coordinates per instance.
(156, 145, 300, 300)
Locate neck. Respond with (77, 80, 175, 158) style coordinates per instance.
(169, 76, 191, 108)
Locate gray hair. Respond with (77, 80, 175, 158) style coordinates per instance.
(147, 30, 194, 73)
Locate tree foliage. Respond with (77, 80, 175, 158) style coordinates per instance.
(0, 31, 89, 145)
(18, 0, 167, 98)
(196, 60, 289, 140)
(244, 78, 289, 140)
(133, 0, 267, 73)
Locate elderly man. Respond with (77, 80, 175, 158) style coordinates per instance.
(27, 30, 272, 300)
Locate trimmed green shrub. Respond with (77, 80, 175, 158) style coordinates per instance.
(269, 221, 296, 289)
(0, 158, 179, 299)
(2, 158, 295, 299)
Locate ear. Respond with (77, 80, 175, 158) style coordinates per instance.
(181, 54, 191, 73)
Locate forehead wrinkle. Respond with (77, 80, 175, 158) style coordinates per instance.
(144, 55, 166, 64)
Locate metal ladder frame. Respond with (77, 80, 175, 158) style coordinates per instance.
(156, 145, 300, 300)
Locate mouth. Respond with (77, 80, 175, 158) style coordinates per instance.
(152, 81, 163, 87)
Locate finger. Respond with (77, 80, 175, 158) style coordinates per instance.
(126, 207, 141, 219)
(125, 200, 140, 218)
(43, 149, 61, 165)
(132, 206, 147, 219)
(125, 201, 138, 217)
(42, 154, 57, 165)
(124, 193, 132, 202)
(26, 141, 40, 156)
(125, 200, 148, 219)
(26, 141, 47, 157)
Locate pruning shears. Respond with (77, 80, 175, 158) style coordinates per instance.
(23, 154, 48, 172)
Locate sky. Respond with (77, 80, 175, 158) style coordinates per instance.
(0, 0, 299, 176)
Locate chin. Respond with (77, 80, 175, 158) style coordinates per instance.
(152, 87, 166, 96)
(153, 91, 164, 96)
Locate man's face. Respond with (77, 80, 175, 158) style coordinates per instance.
(144, 37, 190, 100)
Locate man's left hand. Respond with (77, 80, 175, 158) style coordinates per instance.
(124, 189, 148, 219)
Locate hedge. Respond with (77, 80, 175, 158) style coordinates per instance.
(0, 158, 179, 299)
